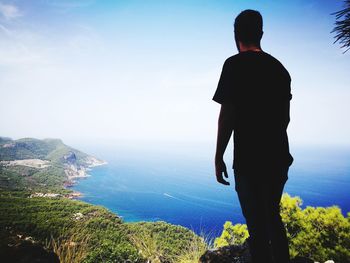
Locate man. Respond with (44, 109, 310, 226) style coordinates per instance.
(213, 10, 294, 263)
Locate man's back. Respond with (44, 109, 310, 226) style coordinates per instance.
(213, 50, 293, 174)
(213, 10, 292, 263)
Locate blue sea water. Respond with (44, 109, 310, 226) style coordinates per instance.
(72, 144, 350, 237)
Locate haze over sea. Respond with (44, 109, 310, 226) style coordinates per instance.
(72, 143, 350, 236)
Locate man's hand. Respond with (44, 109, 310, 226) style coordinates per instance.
(214, 104, 233, 186)
(215, 157, 230, 185)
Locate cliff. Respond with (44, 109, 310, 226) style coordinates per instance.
(0, 136, 107, 193)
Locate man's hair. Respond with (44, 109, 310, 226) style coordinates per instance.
(234, 9, 263, 45)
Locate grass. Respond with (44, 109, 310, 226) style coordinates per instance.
(175, 230, 214, 263)
(128, 226, 214, 263)
(128, 230, 167, 263)
(46, 233, 91, 263)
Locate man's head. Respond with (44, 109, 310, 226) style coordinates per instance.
(234, 9, 263, 51)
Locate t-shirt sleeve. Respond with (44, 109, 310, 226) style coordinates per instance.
(212, 59, 233, 104)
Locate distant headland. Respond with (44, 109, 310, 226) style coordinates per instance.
(0, 136, 107, 198)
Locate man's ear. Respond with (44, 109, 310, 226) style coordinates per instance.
(234, 34, 241, 52)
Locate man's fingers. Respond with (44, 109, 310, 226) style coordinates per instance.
(217, 177, 230, 185)
(223, 168, 228, 178)
(216, 171, 230, 185)
(220, 161, 228, 178)
(221, 179, 230, 185)
(216, 160, 228, 176)
(215, 160, 229, 185)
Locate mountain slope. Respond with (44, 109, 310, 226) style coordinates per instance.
(0, 136, 106, 193)
(0, 191, 203, 263)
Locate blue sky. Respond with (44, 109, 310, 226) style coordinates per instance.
(0, 0, 349, 148)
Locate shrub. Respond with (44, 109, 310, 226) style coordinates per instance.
(215, 194, 350, 263)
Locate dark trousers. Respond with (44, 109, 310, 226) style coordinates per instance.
(234, 167, 290, 263)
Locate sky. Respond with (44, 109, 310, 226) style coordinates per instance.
(0, 0, 349, 150)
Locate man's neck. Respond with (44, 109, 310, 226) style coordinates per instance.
(239, 43, 262, 53)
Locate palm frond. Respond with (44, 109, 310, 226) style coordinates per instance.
(331, 0, 350, 53)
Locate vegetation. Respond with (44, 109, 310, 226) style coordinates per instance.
(0, 137, 209, 262)
(46, 233, 91, 263)
(0, 137, 85, 163)
(332, 0, 350, 52)
(2, 200, 134, 261)
(214, 194, 350, 263)
(1, 136, 349, 262)
(5, 189, 348, 262)
(174, 232, 211, 263)
(214, 222, 248, 247)
(281, 194, 350, 262)
(0, 191, 205, 262)
(127, 222, 208, 263)
(0, 136, 97, 192)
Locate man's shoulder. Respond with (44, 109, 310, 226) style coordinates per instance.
(262, 52, 291, 80)
(222, 51, 291, 80)
(229, 51, 284, 64)
(224, 51, 280, 65)
(223, 54, 240, 65)
(263, 52, 285, 66)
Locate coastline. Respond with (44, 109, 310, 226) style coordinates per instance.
(25, 158, 108, 200)
(59, 147, 350, 237)
(64, 157, 108, 199)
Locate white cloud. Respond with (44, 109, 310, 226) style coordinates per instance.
(44, 0, 95, 9)
(0, 1, 349, 147)
(0, 23, 11, 35)
(0, 3, 22, 20)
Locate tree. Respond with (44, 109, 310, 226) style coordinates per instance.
(215, 194, 350, 262)
(214, 222, 249, 247)
(332, 0, 350, 53)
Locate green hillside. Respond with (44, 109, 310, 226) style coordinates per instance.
(0, 137, 207, 262)
(0, 137, 89, 165)
(0, 191, 205, 263)
(0, 137, 102, 193)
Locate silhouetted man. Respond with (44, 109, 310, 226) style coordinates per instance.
(213, 10, 293, 263)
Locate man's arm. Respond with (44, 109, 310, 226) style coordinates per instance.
(215, 103, 234, 185)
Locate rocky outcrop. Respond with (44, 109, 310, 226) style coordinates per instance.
(63, 151, 90, 181)
(64, 163, 88, 180)
(62, 151, 107, 194)
(84, 155, 108, 167)
(0, 241, 59, 263)
(0, 233, 59, 263)
(62, 151, 107, 190)
(199, 242, 251, 263)
(199, 243, 333, 263)
(62, 151, 77, 164)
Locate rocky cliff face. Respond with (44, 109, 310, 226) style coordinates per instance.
(62, 151, 77, 164)
(62, 151, 107, 186)
(63, 151, 89, 183)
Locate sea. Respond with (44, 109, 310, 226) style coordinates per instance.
(71, 143, 350, 237)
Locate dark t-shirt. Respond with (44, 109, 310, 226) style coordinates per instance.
(213, 51, 293, 173)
